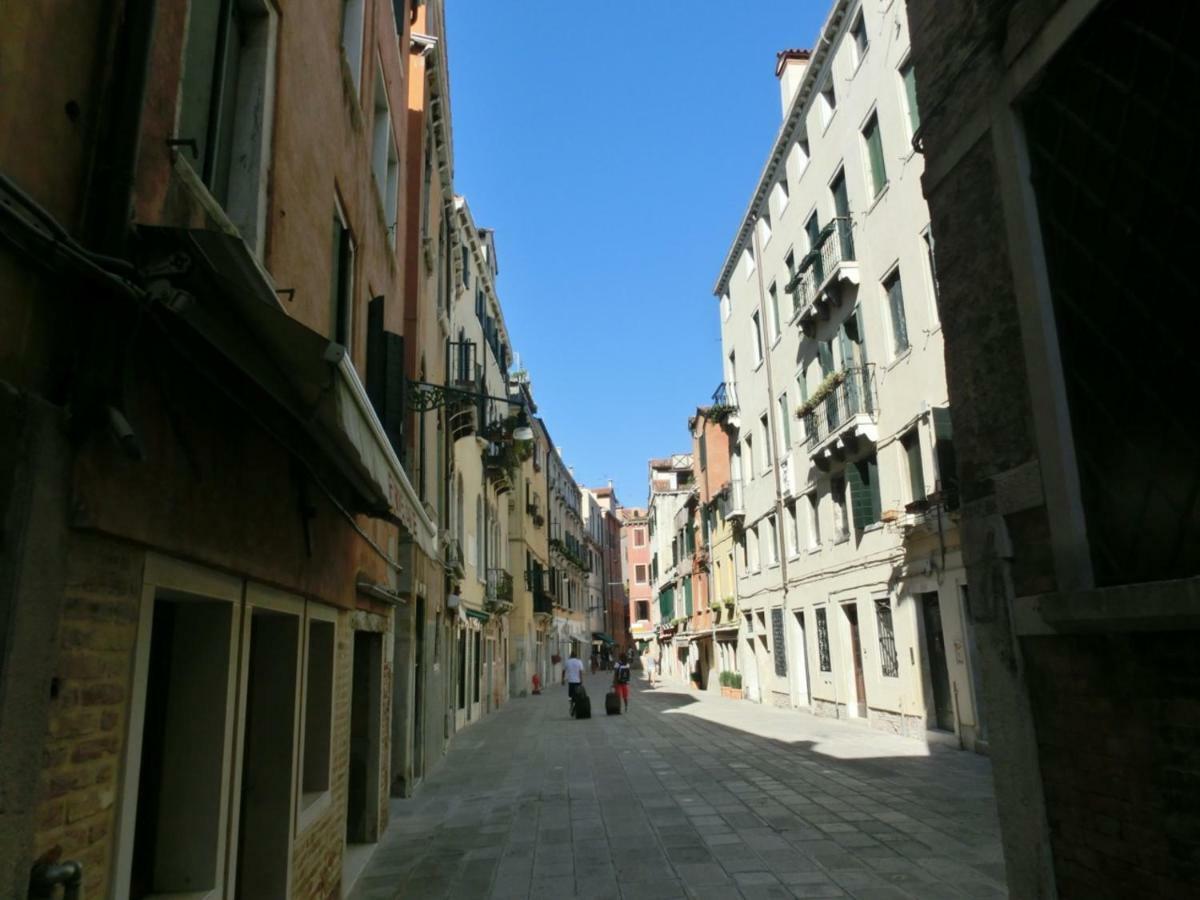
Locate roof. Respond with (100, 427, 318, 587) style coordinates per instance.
(712, 0, 853, 298)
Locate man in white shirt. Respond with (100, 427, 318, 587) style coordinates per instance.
(563, 650, 585, 711)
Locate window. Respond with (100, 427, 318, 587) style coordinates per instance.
(634, 564, 646, 584)
(883, 269, 910, 355)
(758, 212, 772, 245)
(902, 428, 926, 503)
(832, 477, 849, 540)
(636, 600, 650, 621)
(816, 608, 832, 671)
(765, 515, 778, 566)
(850, 12, 869, 67)
(785, 501, 799, 557)
(743, 245, 756, 278)
(819, 79, 837, 127)
(847, 453, 883, 530)
(748, 526, 761, 572)
(900, 59, 920, 137)
(721, 292, 731, 321)
(751, 311, 764, 365)
(777, 392, 791, 455)
(773, 179, 789, 217)
(744, 436, 754, 480)
(372, 65, 400, 235)
(760, 414, 772, 470)
(863, 112, 888, 198)
(738, 531, 748, 572)
(634, 528, 645, 547)
(784, 250, 798, 315)
(177, 0, 276, 253)
(806, 491, 821, 548)
(475, 496, 484, 573)
(792, 137, 811, 175)
(331, 205, 354, 348)
(302, 615, 335, 805)
(768, 282, 781, 342)
(341, 0, 365, 95)
(876, 600, 900, 677)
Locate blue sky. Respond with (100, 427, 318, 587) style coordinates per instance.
(446, 0, 825, 507)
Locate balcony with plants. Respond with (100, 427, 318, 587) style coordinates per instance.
(787, 217, 859, 337)
(701, 381, 739, 426)
(485, 568, 514, 614)
(797, 364, 878, 468)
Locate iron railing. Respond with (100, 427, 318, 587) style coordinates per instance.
(487, 568, 514, 604)
(710, 381, 738, 409)
(803, 365, 877, 450)
(533, 589, 553, 616)
(790, 217, 856, 311)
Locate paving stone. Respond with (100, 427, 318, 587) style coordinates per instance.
(348, 673, 1007, 899)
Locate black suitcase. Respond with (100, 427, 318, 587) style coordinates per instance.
(573, 689, 591, 719)
(605, 691, 621, 716)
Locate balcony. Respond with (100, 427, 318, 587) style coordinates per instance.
(787, 217, 860, 337)
(486, 568, 514, 612)
(484, 444, 514, 495)
(533, 589, 553, 617)
(705, 382, 739, 426)
(801, 365, 878, 468)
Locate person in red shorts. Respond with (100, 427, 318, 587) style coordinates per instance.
(612, 652, 632, 711)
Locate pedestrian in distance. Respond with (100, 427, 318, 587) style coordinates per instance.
(564, 650, 585, 714)
(644, 653, 656, 687)
(613, 653, 632, 711)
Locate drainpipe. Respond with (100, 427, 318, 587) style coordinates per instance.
(750, 226, 790, 698)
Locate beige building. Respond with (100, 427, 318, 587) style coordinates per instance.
(713, 0, 983, 749)
(645, 456, 696, 683)
(546, 436, 588, 675)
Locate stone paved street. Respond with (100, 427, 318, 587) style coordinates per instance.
(351, 673, 1007, 900)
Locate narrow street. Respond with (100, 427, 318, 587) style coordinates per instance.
(350, 674, 1006, 900)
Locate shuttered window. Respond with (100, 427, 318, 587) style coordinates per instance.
(847, 453, 882, 529)
(683, 577, 693, 616)
(883, 269, 909, 354)
(932, 407, 959, 509)
(902, 428, 926, 503)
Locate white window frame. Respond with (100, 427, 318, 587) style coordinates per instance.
(297, 601, 338, 833)
(341, 0, 366, 98)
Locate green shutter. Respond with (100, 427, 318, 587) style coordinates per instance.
(886, 272, 909, 353)
(684, 578, 693, 616)
(904, 431, 926, 501)
(847, 454, 881, 529)
(659, 588, 674, 621)
(902, 62, 920, 134)
(817, 341, 834, 376)
(865, 115, 888, 196)
(932, 407, 959, 508)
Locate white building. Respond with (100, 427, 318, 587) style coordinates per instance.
(712, 0, 984, 749)
(645, 455, 695, 684)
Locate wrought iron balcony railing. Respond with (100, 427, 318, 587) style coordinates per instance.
(710, 381, 738, 410)
(788, 217, 858, 330)
(802, 365, 878, 455)
(487, 568, 514, 605)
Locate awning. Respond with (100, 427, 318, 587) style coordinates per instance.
(466, 608, 490, 622)
(136, 227, 436, 556)
(591, 632, 615, 645)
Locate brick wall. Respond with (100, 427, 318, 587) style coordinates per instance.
(292, 611, 354, 900)
(33, 533, 143, 898)
(1024, 632, 1200, 897)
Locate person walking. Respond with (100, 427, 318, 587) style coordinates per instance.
(564, 650, 585, 714)
(613, 653, 632, 711)
(644, 652, 656, 687)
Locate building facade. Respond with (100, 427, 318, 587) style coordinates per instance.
(645, 455, 696, 683)
(545, 434, 588, 676)
(711, 0, 983, 748)
(621, 508, 653, 649)
(906, 0, 1199, 894)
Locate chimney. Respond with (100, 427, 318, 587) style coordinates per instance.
(776, 49, 811, 119)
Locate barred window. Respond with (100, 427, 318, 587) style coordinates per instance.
(816, 608, 832, 672)
(875, 600, 899, 677)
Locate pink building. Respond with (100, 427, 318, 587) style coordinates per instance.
(620, 508, 652, 646)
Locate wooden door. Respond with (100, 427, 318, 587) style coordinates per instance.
(921, 592, 955, 731)
(845, 605, 867, 716)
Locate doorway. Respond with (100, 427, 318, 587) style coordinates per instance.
(129, 597, 234, 899)
(842, 603, 867, 717)
(235, 607, 300, 899)
(789, 611, 811, 708)
(412, 597, 425, 780)
(920, 591, 955, 731)
(345, 631, 383, 891)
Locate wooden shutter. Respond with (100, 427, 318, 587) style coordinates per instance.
(932, 407, 958, 509)
(365, 298, 404, 456)
(847, 453, 881, 529)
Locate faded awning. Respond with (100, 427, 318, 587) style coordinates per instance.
(136, 227, 436, 556)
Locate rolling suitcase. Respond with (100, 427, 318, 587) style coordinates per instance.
(572, 688, 591, 719)
(605, 691, 621, 716)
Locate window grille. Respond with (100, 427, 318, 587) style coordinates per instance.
(816, 608, 832, 671)
(875, 600, 899, 677)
